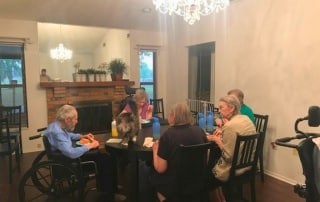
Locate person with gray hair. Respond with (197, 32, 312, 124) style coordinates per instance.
(45, 104, 118, 196)
(207, 95, 256, 202)
(46, 104, 99, 158)
(227, 88, 255, 124)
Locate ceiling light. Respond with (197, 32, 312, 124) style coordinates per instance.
(50, 25, 72, 63)
(152, 0, 230, 25)
(50, 43, 72, 63)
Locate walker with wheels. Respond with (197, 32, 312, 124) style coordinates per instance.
(275, 106, 320, 202)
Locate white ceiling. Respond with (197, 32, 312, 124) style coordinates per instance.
(0, 0, 165, 54)
(0, 0, 161, 31)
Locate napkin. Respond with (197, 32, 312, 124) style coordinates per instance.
(106, 138, 122, 144)
(143, 137, 154, 148)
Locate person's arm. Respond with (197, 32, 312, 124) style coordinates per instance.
(219, 127, 237, 162)
(152, 140, 168, 173)
(145, 104, 153, 120)
(52, 132, 89, 159)
(207, 131, 223, 150)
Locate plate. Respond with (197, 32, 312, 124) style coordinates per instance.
(75, 141, 83, 146)
(141, 119, 151, 124)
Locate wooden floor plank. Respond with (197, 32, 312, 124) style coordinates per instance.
(0, 152, 306, 202)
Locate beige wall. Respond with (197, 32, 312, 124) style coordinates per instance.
(93, 28, 130, 80)
(2, 0, 320, 185)
(0, 19, 48, 152)
(162, 0, 320, 184)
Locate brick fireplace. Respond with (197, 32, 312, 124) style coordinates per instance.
(40, 81, 134, 133)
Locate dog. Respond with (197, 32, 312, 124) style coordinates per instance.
(116, 112, 140, 142)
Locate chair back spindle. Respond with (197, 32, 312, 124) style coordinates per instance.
(150, 98, 165, 120)
(253, 113, 269, 181)
(223, 133, 262, 202)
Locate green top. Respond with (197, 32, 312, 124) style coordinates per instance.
(240, 104, 255, 125)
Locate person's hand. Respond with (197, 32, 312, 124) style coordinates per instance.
(147, 104, 153, 112)
(215, 118, 223, 127)
(152, 140, 159, 153)
(207, 134, 223, 150)
(86, 139, 99, 150)
(206, 134, 220, 143)
(215, 118, 229, 127)
(213, 128, 222, 136)
(84, 133, 94, 139)
(81, 133, 94, 142)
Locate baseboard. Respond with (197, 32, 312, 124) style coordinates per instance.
(264, 170, 303, 185)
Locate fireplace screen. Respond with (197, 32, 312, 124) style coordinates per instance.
(74, 101, 112, 134)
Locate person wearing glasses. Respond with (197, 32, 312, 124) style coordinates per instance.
(207, 95, 256, 202)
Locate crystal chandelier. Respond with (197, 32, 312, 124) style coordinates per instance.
(152, 0, 230, 25)
(50, 43, 72, 63)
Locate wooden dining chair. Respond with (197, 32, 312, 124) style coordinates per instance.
(0, 118, 21, 183)
(0, 105, 23, 155)
(254, 113, 269, 182)
(173, 142, 212, 202)
(220, 133, 262, 202)
(150, 98, 165, 120)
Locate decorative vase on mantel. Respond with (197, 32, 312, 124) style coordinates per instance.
(97, 74, 106, 82)
(111, 73, 123, 81)
(73, 74, 86, 82)
(107, 58, 127, 81)
(95, 70, 107, 82)
(87, 68, 96, 82)
(88, 74, 95, 82)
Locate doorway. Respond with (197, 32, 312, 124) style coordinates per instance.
(188, 42, 215, 101)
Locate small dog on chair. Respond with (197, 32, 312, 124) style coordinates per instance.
(116, 112, 140, 144)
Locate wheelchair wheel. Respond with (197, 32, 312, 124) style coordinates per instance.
(31, 151, 47, 166)
(18, 160, 83, 202)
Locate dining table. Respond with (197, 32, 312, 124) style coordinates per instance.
(104, 122, 170, 202)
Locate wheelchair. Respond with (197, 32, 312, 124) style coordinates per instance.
(18, 130, 98, 202)
(275, 106, 320, 202)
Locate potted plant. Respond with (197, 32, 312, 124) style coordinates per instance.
(86, 68, 95, 81)
(95, 70, 107, 82)
(77, 69, 87, 82)
(96, 62, 108, 82)
(107, 58, 128, 81)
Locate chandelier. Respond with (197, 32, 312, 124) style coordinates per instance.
(152, 0, 230, 25)
(50, 43, 72, 63)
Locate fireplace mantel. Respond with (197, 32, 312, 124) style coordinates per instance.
(40, 81, 134, 88)
(40, 81, 134, 123)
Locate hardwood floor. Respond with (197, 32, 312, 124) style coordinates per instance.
(0, 152, 306, 202)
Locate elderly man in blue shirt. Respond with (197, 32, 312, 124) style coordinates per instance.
(45, 104, 118, 199)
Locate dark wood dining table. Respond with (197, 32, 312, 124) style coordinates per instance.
(104, 123, 170, 202)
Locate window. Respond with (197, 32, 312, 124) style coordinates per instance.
(139, 50, 157, 100)
(0, 44, 28, 126)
